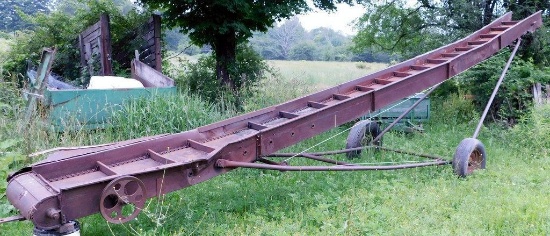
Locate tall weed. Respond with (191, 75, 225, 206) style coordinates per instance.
(509, 103, 550, 154)
(430, 93, 479, 126)
(242, 68, 317, 112)
(107, 92, 236, 140)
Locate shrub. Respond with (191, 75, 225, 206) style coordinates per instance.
(175, 44, 273, 110)
(458, 51, 550, 125)
(289, 41, 318, 61)
(430, 92, 479, 126)
(430, 80, 459, 99)
(509, 103, 550, 154)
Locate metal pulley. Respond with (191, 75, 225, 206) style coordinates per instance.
(99, 176, 147, 224)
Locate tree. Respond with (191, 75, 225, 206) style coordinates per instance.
(250, 31, 283, 60)
(0, 0, 51, 31)
(310, 27, 347, 47)
(352, 0, 451, 58)
(290, 41, 318, 60)
(250, 22, 359, 62)
(138, 0, 364, 90)
(352, 0, 549, 61)
(269, 17, 306, 59)
(250, 17, 306, 60)
(505, 0, 550, 65)
(310, 27, 351, 61)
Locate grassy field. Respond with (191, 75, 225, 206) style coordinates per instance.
(1, 60, 550, 235)
(268, 60, 387, 91)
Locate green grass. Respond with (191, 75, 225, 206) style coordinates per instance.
(268, 60, 387, 91)
(243, 60, 387, 111)
(1, 60, 550, 235)
(0, 38, 11, 67)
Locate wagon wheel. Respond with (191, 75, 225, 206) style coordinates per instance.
(345, 120, 382, 159)
(452, 138, 486, 177)
(100, 176, 146, 224)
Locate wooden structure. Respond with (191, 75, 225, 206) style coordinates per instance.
(28, 14, 175, 131)
(78, 14, 163, 76)
(533, 83, 550, 105)
(20, 48, 56, 132)
(78, 14, 113, 76)
(131, 59, 174, 88)
(112, 14, 163, 72)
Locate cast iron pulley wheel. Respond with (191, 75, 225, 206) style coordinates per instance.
(100, 176, 146, 224)
(345, 120, 382, 159)
(452, 138, 487, 177)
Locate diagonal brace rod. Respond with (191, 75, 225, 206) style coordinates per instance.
(372, 84, 441, 144)
(473, 38, 522, 139)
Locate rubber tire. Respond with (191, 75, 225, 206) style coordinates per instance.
(345, 120, 381, 159)
(452, 138, 487, 177)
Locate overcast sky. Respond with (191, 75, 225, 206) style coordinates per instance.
(298, 3, 367, 35)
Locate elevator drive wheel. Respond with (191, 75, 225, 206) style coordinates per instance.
(100, 176, 146, 223)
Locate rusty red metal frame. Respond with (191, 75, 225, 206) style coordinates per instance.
(4, 11, 542, 230)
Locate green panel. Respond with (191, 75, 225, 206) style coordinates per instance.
(363, 93, 430, 123)
(44, 87, 176, 131)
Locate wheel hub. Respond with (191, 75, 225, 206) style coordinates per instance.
(99, 176, 146, 224)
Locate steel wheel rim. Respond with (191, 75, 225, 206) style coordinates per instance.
(467, 149, 483, 174)
(100, 176, 146, 224)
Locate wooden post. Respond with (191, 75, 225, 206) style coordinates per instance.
(78, 34, 85, 67)
(152, 14, 162, 72)
(99, 14, 113, 76)
(532, 83, 540, 105)
(20, 48, 56, 133)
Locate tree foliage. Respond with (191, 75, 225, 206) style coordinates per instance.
(255, 17, 307, 60)
(259, 20, 390, 61)
(353, 0, 455, 58)
(353, 0, 550, 61)
(290, 41, 318, 60)
(249, 17, 385, 62)
(458, 51, 550, 124)
(175, 44, 272, 110)
(506, 0, 550, 64)
(0, 0, 51, 31)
